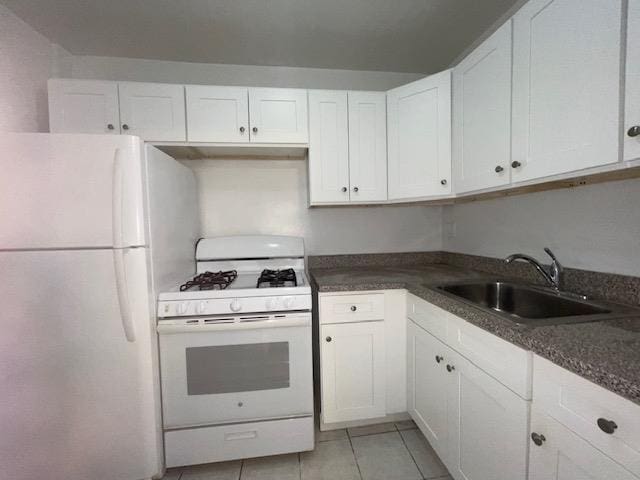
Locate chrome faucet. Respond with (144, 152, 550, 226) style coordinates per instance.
(504, 247, 564, 291)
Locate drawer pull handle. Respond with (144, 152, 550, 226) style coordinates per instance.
(225, 430, 258, 441)
(531, 432, 546, 446)
(326, 336, 332, 342)
(435, 355, 443, 363)
(446, 364, 455, 372)
(597, 418, 618, 434)
(350, 305, 357, 312)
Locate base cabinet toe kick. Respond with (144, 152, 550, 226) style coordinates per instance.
(318, 289, 640, 480)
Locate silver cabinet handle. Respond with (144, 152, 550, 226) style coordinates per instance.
(122, 124, 129, 131)
(628, 126, 640, 137)
(239, 126, 245, 133)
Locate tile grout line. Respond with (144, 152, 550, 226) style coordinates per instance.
(347, 428, 365, 480)
(396, 424, 427, 480)
(238, 459, 244, 480)
(298, 452, 302, 480)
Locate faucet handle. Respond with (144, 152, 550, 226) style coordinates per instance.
(544, 248, 563, 287)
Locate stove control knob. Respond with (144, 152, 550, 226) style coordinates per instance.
(266, 297, 278, 310)
(177, 302, 188, 315)
(197, 301, 207, 314)
(230, 299, 242, 312)
(283, 297, 295, 309)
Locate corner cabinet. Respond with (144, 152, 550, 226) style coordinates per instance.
(387, 70, 452, 201)
(308, 90, 387, 205)
(625, 0, 640, 162)
(453, 21, 512, 194)
(511, 0, 623, 182)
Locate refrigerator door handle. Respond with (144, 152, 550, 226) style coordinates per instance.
(113, 249, 136, 342)
(112, 148, 125, 249)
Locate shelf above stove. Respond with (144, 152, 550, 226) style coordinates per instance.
(151, 142, 308, 160)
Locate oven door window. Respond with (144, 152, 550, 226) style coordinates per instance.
(185, 342, 290, 395)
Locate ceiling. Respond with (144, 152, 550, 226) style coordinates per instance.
(2, 0, 521, 73)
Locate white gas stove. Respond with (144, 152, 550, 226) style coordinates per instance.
(158, 235, 311, 318)
(156, 235, 314, 468)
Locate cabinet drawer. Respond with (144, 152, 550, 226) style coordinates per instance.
(446, 315, 532, 399)
(320, 293, 384, 324)
(406, 293, 448, 342)
(533, 355, 640, 477)
(164, 416, 314, 467)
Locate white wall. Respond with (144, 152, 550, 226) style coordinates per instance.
(70, 55, 422, 91)
(0, 5, 71, 132)
(443, 179, 640, 276)
(182, 159, 443, 255)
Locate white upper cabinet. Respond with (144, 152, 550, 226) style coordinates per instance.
(186, 85, 249, 143)
(511, 0, 623, 182)
(453, 21, 512, 194)
(48, 79, 120, 134)
(248, 88, 309, 143)
(387, 70, 452, 200)
(308, 90, 350, 203)
(118, 82, 186, 141)
(625, 0, 640, 162)
(348, 91, 387, 202)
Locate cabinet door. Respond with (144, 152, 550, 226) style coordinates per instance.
(320, 321, 385, 424)
(453, 21, 512, 194)
(407, 320, 450, 461)
(308, 91, 350, 204)
(447, 351, 529, 480)
(625, 0, 640, 162)
(387, 70, 452, 200)
(348, 91, 387, 202)
(529, 410, 637, 480)
(512, 0, 622, 182)
(248, 88, 309, 143)
(186, 85, 249, 142)
(118, 82, 186, 141)
(48, 79, 120, 134)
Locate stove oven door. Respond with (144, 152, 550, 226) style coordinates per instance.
(158, 313, 313, 429)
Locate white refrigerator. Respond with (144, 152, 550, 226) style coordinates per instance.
(0, 133, 199, 480)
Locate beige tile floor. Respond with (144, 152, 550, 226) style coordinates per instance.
(163, 420, 452, 480)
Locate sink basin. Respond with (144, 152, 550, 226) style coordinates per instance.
(434, 281, 636, 326)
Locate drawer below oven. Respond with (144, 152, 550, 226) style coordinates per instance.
(164, 416, 314, 467)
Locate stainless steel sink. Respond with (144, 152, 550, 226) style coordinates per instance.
(434, 281, 638, 326)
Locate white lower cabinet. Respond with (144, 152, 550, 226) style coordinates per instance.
(447, 351, 529, 480)
(320, 321, 386, 424)
(408, 318, 529, 480)
(529, 409, 637, 480)
(407, 320, 451, 459)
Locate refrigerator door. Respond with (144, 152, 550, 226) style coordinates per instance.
(0, 248, 162, 480)
(0, 133, 146, 250)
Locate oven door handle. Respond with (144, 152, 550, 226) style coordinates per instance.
(157, 315, 311, 334)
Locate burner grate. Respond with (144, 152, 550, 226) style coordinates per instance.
(257, 268, 298, 288)
(180, 270, 238, 291)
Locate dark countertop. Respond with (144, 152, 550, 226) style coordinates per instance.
(309, 264, 640, 406)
